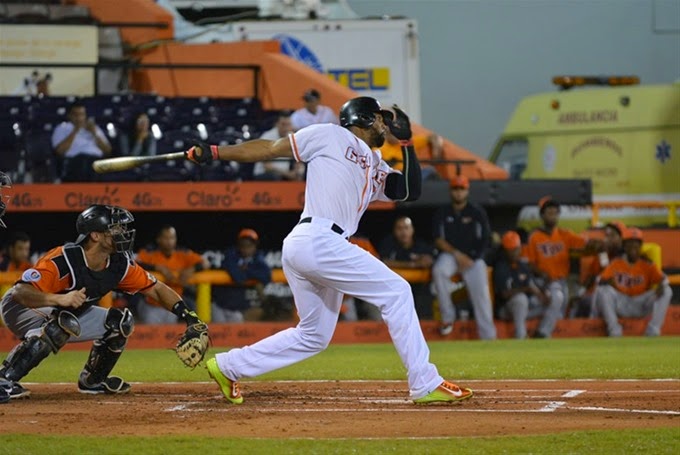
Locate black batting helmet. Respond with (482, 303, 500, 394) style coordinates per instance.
(0, 172, 11, 229)
(75, 204, 136, 253)
(339, 97, 394, 129)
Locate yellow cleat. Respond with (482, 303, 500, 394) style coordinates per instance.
(207, 357, 244, 404)
(413, 380, 473, 404)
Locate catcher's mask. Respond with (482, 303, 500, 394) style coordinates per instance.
(75, 204, 136, 253)
(339, 97, 394, 129)
(0, 172, 11, 228)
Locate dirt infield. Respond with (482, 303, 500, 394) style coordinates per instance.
(1, 380, 678, 438)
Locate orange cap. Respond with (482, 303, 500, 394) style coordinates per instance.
(604, 220, 626, 236)
(501, 231, 521, 250)
(238, 228, 259, 242)
(538, 196, 559, 213)
(450, 175, 469, 189)
(623, 227, 643, 242)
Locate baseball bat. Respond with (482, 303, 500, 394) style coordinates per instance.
(92, 152, 186, 173)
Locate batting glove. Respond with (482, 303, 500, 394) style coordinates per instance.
(388, 104, 412, 143)
(185, 142, 219, 164)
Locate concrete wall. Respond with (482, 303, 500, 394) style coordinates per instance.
(347, 0, 680, 157)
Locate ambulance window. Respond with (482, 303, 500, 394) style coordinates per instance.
(496, 139, 528, 180)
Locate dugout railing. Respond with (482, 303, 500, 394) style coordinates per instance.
(2, 268, 678, 324)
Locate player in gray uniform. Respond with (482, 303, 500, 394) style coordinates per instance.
(0, 205, 203, 402)
(431, 175, 496, 339)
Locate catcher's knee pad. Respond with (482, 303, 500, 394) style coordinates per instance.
(0, 311, 80, 382)
(103, 308, 134, 351)
(81, 308, 133, 386)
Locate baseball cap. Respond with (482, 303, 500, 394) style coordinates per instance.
(238, 228, 259, 242)
(501, 231, 521, 250)
(450, 175, 469, 189)
(538, 196, 560, 213)
(302, 89, 320, 102)
(623, 227, 643, 242)
(604, 220, 626, 237)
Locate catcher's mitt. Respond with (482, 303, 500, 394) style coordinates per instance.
(176, 322, 209, 368)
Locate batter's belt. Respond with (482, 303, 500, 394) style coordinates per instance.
(298, 217, 344, 236)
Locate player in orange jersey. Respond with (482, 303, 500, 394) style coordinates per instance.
(595, 227, 672, 337)
(526, 197, 600, 337)
(135, 225, 209, 324)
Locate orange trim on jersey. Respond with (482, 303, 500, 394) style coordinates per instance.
(357, 165, 370, 212)
(290, 133, 301, 162)
(27, 246, 71, 293)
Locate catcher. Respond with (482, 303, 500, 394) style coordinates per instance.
(0, 204, 208, 402)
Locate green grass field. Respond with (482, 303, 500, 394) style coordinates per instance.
(3, 337, 680, 454)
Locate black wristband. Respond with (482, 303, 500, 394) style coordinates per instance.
(171, 301, 199, 324)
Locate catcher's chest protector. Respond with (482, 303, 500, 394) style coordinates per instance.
(61, 244, 129, 311)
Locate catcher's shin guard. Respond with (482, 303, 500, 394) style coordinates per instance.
(79, 308, 133, 386)
(0, 311, 81, 382)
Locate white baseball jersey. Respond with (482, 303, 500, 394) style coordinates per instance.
(290, 105, 338, 130)
(215, 122, 447, 400)
(289, 123, 396, 236)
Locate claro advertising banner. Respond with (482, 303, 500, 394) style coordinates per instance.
(5, 182, 395, 212)
(0, 24, 98, 96)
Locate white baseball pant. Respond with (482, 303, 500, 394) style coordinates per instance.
(215, 218, 444, 399)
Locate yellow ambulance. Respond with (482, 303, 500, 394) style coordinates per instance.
(489, 76, 680, 229)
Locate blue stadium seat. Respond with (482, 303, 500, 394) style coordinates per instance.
(22, 131, 58, 183)
(142, 161, 196, 182)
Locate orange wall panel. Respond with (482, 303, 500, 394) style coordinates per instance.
(74, 0, 174, 44)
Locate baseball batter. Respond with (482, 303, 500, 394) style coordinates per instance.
(0, 204, 208, 402)
(185, 97, 473, 404)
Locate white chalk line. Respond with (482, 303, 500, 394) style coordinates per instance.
(566, 406, 680, 416)
(161, 405, 680, 415)
(562, 390, 586, 398)
(22, 382, 680, 416)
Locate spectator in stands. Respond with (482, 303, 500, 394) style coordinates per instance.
(134, 225, 209, 324)
(573, 221, 626, 318)
(0, 232, 32, 272)
(379, 131, 443, 181)
(52, 101, 112, 182)
(378, 216, 435, 320)
(253, 111, 304, 181)
(431, 175, 496, 339)
(291, 89, 339, 130)
(340, 235, 383, 321)
(526, 197, 600, 338)
(493, 231, 552, 339)
(595, 227, 672, 337)
(212, 229, 272, 322)
(119, 112, 157, 157)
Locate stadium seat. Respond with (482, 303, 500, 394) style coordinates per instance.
(48, 4, 94, 24)
(142, 161, 196, 182)
(199, 161, 240, 182)
(22, 131, 58, 183)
